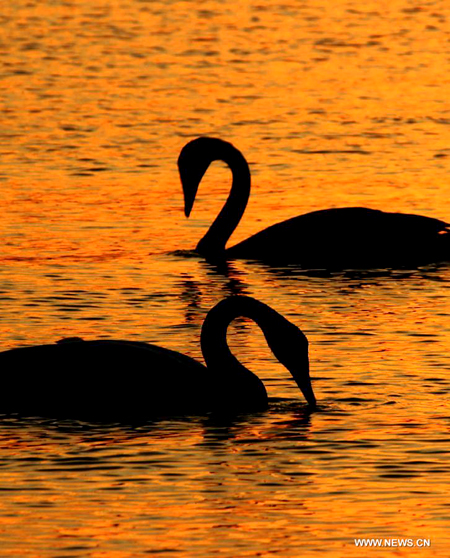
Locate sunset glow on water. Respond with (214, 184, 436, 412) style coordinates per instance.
(1, 0, 450, 556)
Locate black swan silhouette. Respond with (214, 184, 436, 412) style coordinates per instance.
(178, 137, 450, 268)
(0, 296, 315, 419)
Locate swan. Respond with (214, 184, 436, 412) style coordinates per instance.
(178, 137, 450, 268)
(0, 296, 316, 419)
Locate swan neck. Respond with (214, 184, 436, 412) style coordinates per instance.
(201, 296, 314, 408)
(200, 298, 273, 412)
(200, 300, 245, 376)
(200, 297, 277, 380)
(197, 147, 250, 257)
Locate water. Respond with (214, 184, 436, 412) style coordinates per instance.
(1, 0, 450, 555)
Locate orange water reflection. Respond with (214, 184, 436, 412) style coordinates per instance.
(1, 0, 450, 556)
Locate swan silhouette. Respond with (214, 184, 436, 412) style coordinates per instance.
(0, 296, 315, 419)
(178, 137, 450, 268)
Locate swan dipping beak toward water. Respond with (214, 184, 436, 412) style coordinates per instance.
(0, 296, 316, 420)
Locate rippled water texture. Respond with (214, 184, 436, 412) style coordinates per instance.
(1, 0, 450, 556)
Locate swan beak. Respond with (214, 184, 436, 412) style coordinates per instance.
(178, 157, 210, 218)
(179, 169, 198, 218)
(295, 356, 317, 407)
(301, 376, 317, 408)
(184, 190, 195, 218)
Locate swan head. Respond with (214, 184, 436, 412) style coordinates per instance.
(267, 320, 316, 408)
(201, 296, 316, 408)
(178, 137, 237, 218)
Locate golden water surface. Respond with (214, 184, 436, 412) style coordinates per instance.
(1, 0, 450, 556)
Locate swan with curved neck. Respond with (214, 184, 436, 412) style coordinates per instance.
(0, 296, 315, 419)
(178, 137, 450, 268)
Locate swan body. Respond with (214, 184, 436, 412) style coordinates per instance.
(0, 296, 315, 419)
(178, 137, 450, 268)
